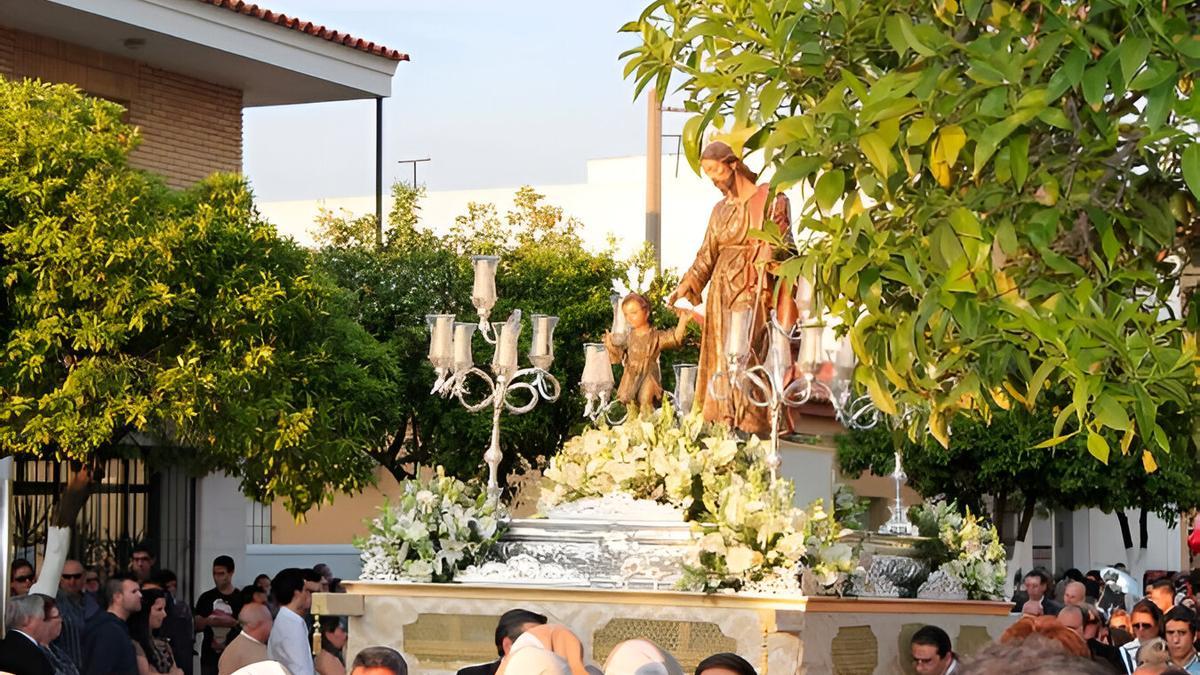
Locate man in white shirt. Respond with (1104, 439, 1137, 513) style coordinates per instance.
(267, 568, 314, 675)
(910, 625, 958, 675)
(219, 603, 273, 675)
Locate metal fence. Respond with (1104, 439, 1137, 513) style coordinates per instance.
(11, 456, 197, 604)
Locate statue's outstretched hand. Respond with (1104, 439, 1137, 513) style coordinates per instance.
(667, 280, 691, 306)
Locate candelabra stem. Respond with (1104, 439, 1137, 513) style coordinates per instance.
(879, 450, 917, 536)
(767, 397, 782, 483)
(484, 375, 506, 502)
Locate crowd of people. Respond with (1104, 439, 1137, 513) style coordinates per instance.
(959, 565, 1200, 675)
(0, 549, 360, 675)
(8, 548, 1200, 675)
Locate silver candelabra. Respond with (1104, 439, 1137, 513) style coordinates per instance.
(708, 308, 883, 483)
(427, 255, 561, 501)
(879, 451, 917, 536)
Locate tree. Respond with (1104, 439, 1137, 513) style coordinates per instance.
(0, 79, 397, 584)
(837, 396, 1200, 567)
(312, 184, 698, 485)
(620, 0, 1200, 467)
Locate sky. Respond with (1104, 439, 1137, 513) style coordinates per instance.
(242, 1, 683, 202)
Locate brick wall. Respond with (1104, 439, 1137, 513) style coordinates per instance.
(0, 25, 242, 189)
(0, 27, 13, 76)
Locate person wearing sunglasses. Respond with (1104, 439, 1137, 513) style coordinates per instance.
(52, 560, 90, 671)
(1121, 600, 1166, 674)
(10, 558, 36, 597)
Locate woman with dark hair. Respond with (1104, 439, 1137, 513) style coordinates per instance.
(695, 653, 756, 675)
(10, 558, 34, 597)
(129, 588, 182, 675)
(315, 615, 347, 675)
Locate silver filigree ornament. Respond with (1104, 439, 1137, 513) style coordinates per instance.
(917, 568, 969, 600)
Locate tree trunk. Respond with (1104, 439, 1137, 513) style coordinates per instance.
(1004, 497, 1038, 599)
(1016, 497, 1037, 543)
(993, 489, 1009, 544)
(1115, 508, 1150, 580)
(30, 465, 92, 597)
(1117, 510, 1134, 550)
(1139, 507, 1149, 549)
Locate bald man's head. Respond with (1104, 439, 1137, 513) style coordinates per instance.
(60, 560, 85, 595)
(1064, 580, 1087, 606)
(238, 602, 273, 642)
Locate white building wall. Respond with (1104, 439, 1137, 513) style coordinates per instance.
(1011, 509, 1183, 589)
(1080, 509, 1182, 579)
(244, 544, 361, 585)
(258, 154, 808, 276)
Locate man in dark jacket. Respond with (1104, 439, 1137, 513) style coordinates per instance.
(455, 608, 547, 675)
(0, 594, 54, 675)
(82, 575, 142, 675)
(1011, 568, 1064, 616)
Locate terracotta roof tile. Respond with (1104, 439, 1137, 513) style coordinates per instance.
(197, 0, 409, 62)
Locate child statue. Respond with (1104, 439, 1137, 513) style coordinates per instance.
(603, 293, 691, 412)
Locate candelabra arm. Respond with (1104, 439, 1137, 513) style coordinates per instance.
(453, 367, 498, 413)
(739, 365, 774, 408)
(431, 368, 449, 396)
(769, 309, 804, 339)
(477, 312, 498, 345)
(534, 369, 561, 402)
(781, 373, 819, 407)
(708, 352, 742, 403)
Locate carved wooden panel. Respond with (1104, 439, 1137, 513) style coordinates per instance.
(831, 624, 878, 674)
(592, 618, 737, 671)
(402, 613, 498, 667)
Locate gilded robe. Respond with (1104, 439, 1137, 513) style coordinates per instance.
(678, 184, 790, 435)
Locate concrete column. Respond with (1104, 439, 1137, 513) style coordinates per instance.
(194, 472, 249, 589)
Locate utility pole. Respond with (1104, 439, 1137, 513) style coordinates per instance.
(396, 158, 432, 189)
(646, 88, 663, 270)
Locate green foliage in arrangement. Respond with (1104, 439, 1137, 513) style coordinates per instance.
(311, 185, 699, 486)
(621, 0, 1200, 467)
(0, 78, 396, 515)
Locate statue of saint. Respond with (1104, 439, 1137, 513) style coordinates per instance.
(666, 141, 794, 435)
(603, 293, 691, 413)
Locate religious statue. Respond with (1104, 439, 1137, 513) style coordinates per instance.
(603, 293, 691, 412)
(666, 141, 795, 435)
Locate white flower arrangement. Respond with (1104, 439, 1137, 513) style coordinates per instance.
(539, 404, 858, 593)
(798, 499, 860, 593)
(910, 499, 1007, 600)
(356, 467, 503, 582)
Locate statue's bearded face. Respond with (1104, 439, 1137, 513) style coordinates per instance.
(701, 158, 737, 195)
